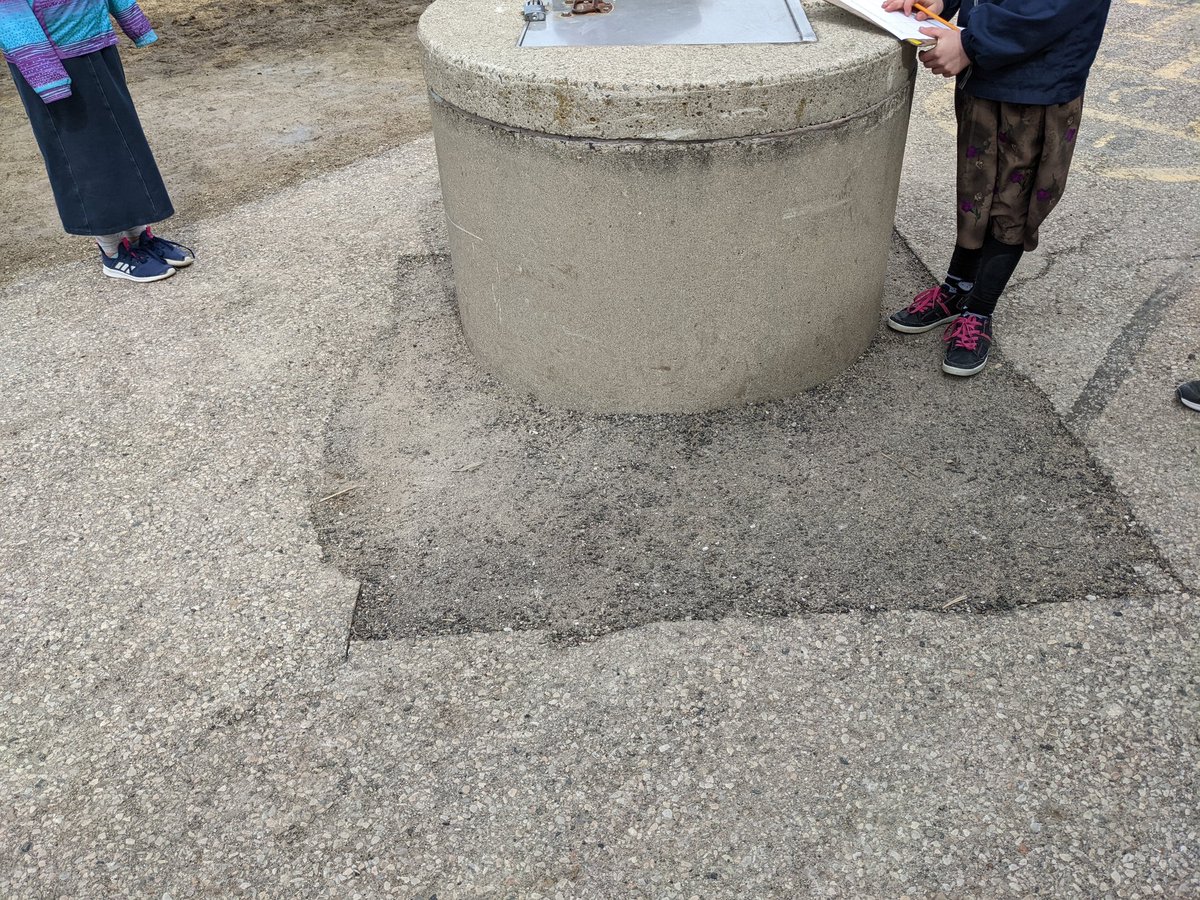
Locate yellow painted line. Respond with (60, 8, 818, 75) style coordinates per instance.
(1156, 47, 1200, 80)
(1096, 166, 1200, 183)
(1123, 0, 1174, 8)
(1107, 85, 1168, 104)
(1146, 8, 1200, 39)
(1119, 9, 1200, 41)
(1086, 106, 1200, 144)
(1092, 132, 1118, 149)
(1094, 60, 1200, 86)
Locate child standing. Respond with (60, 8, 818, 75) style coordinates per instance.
(2, 0, 193, 282)
(883, 0, 1112, 376)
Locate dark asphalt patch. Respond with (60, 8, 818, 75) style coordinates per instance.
(316, 239, 1161, 640)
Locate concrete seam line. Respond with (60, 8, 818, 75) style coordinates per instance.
(342, 584, 363, 662)
(425, 52, 910, 111)
(892, 227, 939, 285)
(426, 84, 913, 148)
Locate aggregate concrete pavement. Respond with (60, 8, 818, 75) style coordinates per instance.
(2, 133, 1197, 898)
(2, 2, 1199, 891)
(16, 602, 1197, 897)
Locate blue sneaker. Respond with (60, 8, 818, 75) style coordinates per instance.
(137, 227, 194, 268)
(100, 238, 176, 283)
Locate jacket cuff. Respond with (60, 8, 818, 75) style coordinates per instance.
(36, 79, 73, 103)
(14, 50, 73, 102)
(960, 29, 980, 67)
(112, 3, 158, 47)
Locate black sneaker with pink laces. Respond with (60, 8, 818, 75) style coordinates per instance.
(942, 312, 993, 377)
(887, 285, 963, 334)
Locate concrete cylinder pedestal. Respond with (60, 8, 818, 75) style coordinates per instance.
(420, 0, 916, 413)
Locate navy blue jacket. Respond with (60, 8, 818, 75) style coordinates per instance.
(942, 0, 1112, 105)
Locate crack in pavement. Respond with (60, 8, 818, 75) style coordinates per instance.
(1067, 259, 1199, 429)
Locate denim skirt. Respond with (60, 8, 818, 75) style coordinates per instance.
(9, 45, 174, 236)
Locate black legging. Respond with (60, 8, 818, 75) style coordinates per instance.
(946, 236, 1024, 318)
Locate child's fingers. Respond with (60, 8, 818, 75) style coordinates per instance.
(918, 25, 943, 37)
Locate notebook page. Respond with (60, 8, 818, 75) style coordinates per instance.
(821, 0, 950, 44)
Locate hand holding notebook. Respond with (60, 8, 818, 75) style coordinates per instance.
(822, 0, 953, 45)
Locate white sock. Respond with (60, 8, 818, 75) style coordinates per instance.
(124, 226, 147, 242)
(96, 233, 125, 257)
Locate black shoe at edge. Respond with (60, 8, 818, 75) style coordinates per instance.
(1178, 380, 1200, 412)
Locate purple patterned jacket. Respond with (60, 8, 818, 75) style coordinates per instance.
(1, 0, 157, 103)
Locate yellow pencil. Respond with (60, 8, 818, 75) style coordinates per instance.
(913, 3, 959, 31)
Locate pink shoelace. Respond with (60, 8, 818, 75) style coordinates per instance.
(943, 313, 987, 351)
(118, 237, 153, 263)
(907, 285, 947, 315)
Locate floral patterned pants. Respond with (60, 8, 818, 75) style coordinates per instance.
(955, 90, 1084, 251)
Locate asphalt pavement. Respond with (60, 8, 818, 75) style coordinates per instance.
(1, 0, 1197, 894)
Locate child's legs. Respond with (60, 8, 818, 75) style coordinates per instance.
(96, 233, 126, 256)
(964, 236, 1024, 317)
(941, 91, 1006, 296)
(986, 103, 1044, 248)
(962, 111, 1039, 315)
(955, 95, 1085, 316)
(95, 229, 147, 256)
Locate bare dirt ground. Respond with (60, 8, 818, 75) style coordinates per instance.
(0, 0, 432, 282)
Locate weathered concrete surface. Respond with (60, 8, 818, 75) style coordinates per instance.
(432, 89, 913, 411)
(425, 0, 917, 410)
(19, 605, 1198, 898)
(419, 0, 912, 140)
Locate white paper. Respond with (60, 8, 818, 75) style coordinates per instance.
(821, 0, 951, 44)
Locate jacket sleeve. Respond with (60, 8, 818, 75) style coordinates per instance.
(961, 0, 1096, 71)
(107, 0, 157, 47)
(0, 0, 72, 102)
(942, 0, 962, 20)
